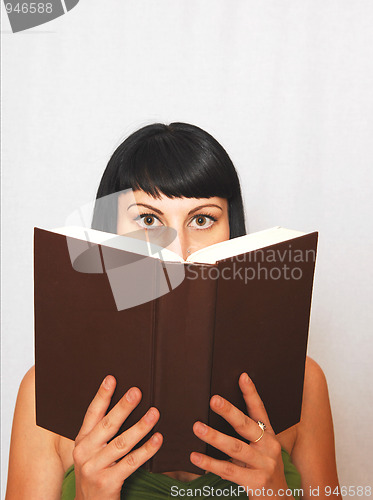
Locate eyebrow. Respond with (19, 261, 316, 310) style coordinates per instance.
(127, 203, 223, 216)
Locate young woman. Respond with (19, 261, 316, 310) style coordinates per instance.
(6, 123, 342, 500)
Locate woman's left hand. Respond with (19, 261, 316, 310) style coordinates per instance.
(190, 372, 292, 499)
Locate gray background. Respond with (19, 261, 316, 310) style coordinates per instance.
(2, 1, 373, 497)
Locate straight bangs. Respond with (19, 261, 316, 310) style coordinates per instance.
(116, 130, 234, 201)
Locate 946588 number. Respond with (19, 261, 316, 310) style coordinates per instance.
(5, 3, 53, 14)
(325, 485, 371, 496)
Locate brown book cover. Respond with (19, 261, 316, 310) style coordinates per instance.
(34, 226, 318, 473)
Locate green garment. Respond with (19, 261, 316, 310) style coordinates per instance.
(61, 447, 301, 499)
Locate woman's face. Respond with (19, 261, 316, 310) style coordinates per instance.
(117, 190, 230, 260)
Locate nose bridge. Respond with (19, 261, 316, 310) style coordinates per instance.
(164, 224, 190, 259)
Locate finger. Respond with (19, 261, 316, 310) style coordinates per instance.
(190, 452, 254, 486)
(82, 386, 142, 450)
(192, 421, 265, 469)
(209, 394, 271, 444)
(230, 457, 247, 467)
(110, 432, 163, 481)
(93, 407, 160, 470)
(238, 373, 274, 433)
(75, 376, 116, 444)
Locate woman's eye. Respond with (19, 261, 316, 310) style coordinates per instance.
(135, 214, 163, 228)
(189, 215, 217, 229)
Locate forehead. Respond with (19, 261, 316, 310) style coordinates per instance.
(120, 190, 228, 212)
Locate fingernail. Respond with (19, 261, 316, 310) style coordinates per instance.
(125, 388, 138, 403)
(243, 373, 251, 384)
(151, 433, 160, 445)
(145, 408, 156, 422)
(195, 422, 208, 435)
(212, 395, 224, 408)
(191, 452, 202, 464)
(103, 376, 113, 389)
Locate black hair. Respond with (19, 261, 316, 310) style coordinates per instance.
(91, 122, 246, 238)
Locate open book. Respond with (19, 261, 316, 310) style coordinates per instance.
(34, 225, 318, 473)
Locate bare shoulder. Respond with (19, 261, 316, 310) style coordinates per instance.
(303, 355, 328, 396)
(6, 366, 65, 500)
(299, 356, 335, 436)
(291, 356, 341, 499)
(297, 355, 333, 440)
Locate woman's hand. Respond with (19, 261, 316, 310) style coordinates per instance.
(190, 373, 292, 499)
(73, 375, 162, 500)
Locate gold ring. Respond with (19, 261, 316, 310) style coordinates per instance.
(252, 420, 266, 443)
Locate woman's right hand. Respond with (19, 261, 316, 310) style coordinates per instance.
(73, 375, 162, 500)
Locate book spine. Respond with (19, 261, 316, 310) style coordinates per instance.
(148, 263, 218, 473)
(145, 259, 160, 472)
